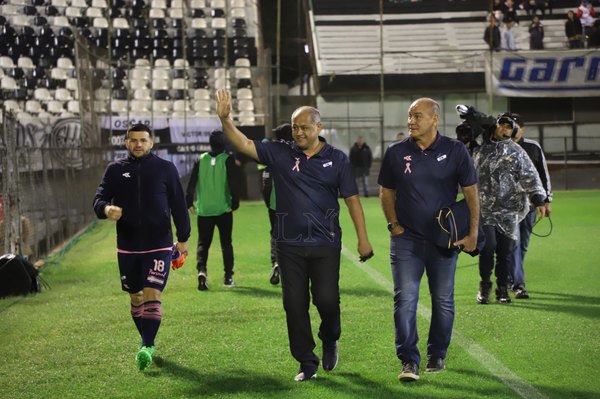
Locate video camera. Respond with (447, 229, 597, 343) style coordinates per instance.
(454, 105, 497, 148)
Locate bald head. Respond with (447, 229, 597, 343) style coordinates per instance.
(290, 106, 323, 152)
(407, 97, 440, 146)
(411, 98, 440, 117)
(291, 106, 321, 124)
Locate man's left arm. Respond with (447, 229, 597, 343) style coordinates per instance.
(519, 151, 547, 220)
(454, 184, 480, 253)
(167, 164, 191, 254)
(535, 145, 553, 216)
(343, 195, 373, 258)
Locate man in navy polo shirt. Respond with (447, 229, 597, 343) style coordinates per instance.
(216, 89, 373, 382)
(378, 98, 479, 382)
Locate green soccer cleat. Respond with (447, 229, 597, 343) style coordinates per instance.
(136, 346, 155, 371)
(146, 346, 156, 357)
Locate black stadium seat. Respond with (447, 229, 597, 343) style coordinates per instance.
(232, 27, 247, 38)
(211, 8, 225, 18)
(33, 16, 49, 26)
(23, 5, 37, 15)
(131, 18, 149, 29)
(153, 89, 169, 100)
(21, 77, 37, 90)
(13, 88, 28, 101)
(113, 88, 129, 100)
(193, 77, 208, 89)
(9, 67, 24, 80)
(45, 5, 60, 16)
(109, 7, 122, 18)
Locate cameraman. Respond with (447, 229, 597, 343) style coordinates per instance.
(473, 113, 546, 304)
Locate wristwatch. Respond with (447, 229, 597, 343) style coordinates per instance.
(387, 221, 400, 232)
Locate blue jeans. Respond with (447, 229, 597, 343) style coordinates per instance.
(511, 209, 536, 289)
(390, 233, 458, 365)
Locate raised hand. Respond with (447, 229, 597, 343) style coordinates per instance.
(216, 88, 232, 119)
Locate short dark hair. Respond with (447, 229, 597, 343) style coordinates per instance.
(127, 123, 152, 139)
(273, 123, 293, 141)
(511, 113, 524, 128)
(209, 130, 226, 153)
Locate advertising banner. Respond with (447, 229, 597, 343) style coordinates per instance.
(485, 49, 600, 97)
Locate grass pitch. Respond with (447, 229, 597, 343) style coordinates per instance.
(1, 190, 599, 399)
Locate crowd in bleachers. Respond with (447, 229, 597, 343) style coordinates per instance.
(488, 0, 599, 50)
(0, 0, 258, 125)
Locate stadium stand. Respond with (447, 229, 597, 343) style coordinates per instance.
(309, 0, 589, 92)
(0, 0, 262, 124)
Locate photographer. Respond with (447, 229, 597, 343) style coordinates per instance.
(472, 113, 546, 304)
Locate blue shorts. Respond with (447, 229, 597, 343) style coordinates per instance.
(117, 249, 172, 293)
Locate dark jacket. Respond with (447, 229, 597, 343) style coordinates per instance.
(93, 152, 191, 251)
(516, 137, 552, 203)
(529, 22, 544, 49)
(349, 143, 373, 171)
(484, 25, 501, 50)
(565, 16, 583, 39)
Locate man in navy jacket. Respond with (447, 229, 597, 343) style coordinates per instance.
(93, 123, 190, 371)
(216, 89, 373, 383)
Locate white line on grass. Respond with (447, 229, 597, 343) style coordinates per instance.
(341, 246, 550, 399)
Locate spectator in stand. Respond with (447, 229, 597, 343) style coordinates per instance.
(484, 15, 502, 51)
(502, 19, 518, 50)
(525, 0, 550, 17)
(493, 0, 505, 23)
(588, 19, 600, 46)
(529, 16, 545, 49)
(502, 0, 519, 25)
(396, 132, 406, 141)
(566, 10, 585, 48)
(577, 0, 597, 46)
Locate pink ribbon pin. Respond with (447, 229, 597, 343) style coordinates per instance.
(292, 158, 300, 172)
(405, 162, 412, 174)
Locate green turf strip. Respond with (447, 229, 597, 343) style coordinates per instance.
(1, 190, 598, 399)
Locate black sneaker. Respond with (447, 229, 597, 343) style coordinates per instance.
(224, 276, 235, 287)
(398, 361, 419, 382)
(425, 357, 445, 373)
(197, 272, 208, 291)
(476, 281, 492, 304)
(322, 341, 338, 371)
(294, 367, 317, 382)
(269, 263, 280, 285)
(496, 286, 512, 303)
(513, 286, 530, 299)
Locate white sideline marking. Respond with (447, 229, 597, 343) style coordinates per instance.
(341, 246, 550, 399)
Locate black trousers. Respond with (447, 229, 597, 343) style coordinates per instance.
(277, 243, 341, 371)
(479, 224, 516, 287)
(196, 212, 234, 277)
